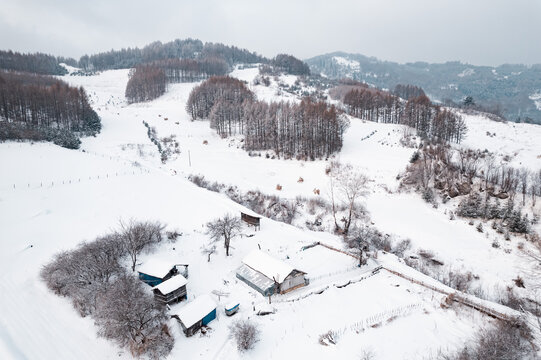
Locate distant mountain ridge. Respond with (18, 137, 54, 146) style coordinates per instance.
(306, 51, 541, 123)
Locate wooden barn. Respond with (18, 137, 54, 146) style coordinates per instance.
(241, 211, 261, 230)
(137, 259, 188, 287)
(152, 274, 188, 305)
(172, 295, 217, 337)
(236, 250, 307, 296)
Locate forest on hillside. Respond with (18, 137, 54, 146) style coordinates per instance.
(306, 52, 541, 124)
(187, 76, 345, 159)
(79, 39, 266, 71)
(0, 71, 100, 148)
(0, 50, 77, 75)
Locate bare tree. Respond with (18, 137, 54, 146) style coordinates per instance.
(206, 214, 242, 256)
(531, 170, 541, 206)
(329, 163, 369, 234)
(40, 234, 126, 316)
(118, 220, 165, 271)
(229, 319, 260, 352)
(520, 238, 541, 290)
(95, 274, 173, 359)
(519, 168, 530, 206)
(346, 226, 372, 266)
(483, 155, 496, 198)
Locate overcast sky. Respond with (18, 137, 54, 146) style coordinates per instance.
(1, 0, 540, 66)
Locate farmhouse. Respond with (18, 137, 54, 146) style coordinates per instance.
(137, 259, 188, 286)
(240, 211, 261, 230)
(152, 274, 188, 305)
(236, 250, 307, 296)
(172, 295, 217, 337)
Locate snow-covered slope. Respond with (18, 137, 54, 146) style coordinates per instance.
(459, 113, 541, 171)
(1, 67, 538, 359)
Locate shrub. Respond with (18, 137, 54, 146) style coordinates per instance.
(230, 320, 260, 351)
(439, 319, 533, 360)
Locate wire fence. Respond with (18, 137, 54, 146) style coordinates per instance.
(4, 168, 151, 192)
(2, 143, 155, 192)
(273, 267, 382, 304)
(308, 265, 360, 282)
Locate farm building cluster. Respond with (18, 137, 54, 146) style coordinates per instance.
(136, 211, 311, 337)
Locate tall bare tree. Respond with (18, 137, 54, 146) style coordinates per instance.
(118, 220, 165, 271)
(328, 162, 369, 235)
(206, 214, 242, 256)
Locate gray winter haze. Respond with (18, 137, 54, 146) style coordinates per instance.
(1, 0, 540, 65)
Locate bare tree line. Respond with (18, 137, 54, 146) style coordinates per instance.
(187, 76, 347, 159)
(0, 71, 101, 148)
(41, 220, 174, 358)
(125, 58, 230, 104)
(404, 144, 541, 234)
(152, 57, 229, 83)
(125, 65, 167, 104)
(0, 50, 76, 75)
(187, 76, 254, 120)
(339, 85, 467, 143)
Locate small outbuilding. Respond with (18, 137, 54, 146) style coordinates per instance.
(137, 259, 188, 287)
(236, 250, 307, 296)
(152, 274, 188, 305)
(241, 211, 261, 230)
(224, 301, 240, 316)
(172, 295, 217, 337)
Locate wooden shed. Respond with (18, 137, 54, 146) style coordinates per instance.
(241, 211, 261, 230)
(236, 250, 307, 296)
(152, 274, 188, 305)
(172, 295, 217, 337)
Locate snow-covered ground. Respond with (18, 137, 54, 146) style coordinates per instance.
(1, 66, 539, 359)
(459, 112, 541, 171)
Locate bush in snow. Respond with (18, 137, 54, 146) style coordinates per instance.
(438, 319, 534, 360)
(476, 222, 484, 233)
(508, 210, 530, 234)
(230, 319, 260, 352)
(457, 193, 484, 218)
(422, 187, 435, 204)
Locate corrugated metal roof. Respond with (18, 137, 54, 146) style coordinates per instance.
(237, 264, 275, 292)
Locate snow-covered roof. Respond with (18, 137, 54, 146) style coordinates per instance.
(173, 295, 216, 328)
(242, 250, 301, 283)
(152, 274, 187, 295)
(225, 300, 239, 310)
(240, 207, 261, 218)
(137, 259, 175, 279)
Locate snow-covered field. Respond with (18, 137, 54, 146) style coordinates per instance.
(1, 66, 539, 359)
(459, 113, 541, 171)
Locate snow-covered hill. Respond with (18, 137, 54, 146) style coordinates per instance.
(0, 66, 539, 359)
